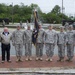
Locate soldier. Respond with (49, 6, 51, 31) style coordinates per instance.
(20, 21, 22, 27)
(44, 25, 57, 61)
(36, 25, 45, 61)
(66, 25, 75, 62)
(2, 20, 5, 27)
(57, 26, 66, 62)
(12, 25, 24, 62)
(23, 26, 32, 61)
(0, 33, 1, 42)
(64, 22, 69, 31)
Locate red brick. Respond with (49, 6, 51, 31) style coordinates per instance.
(0, 55, 75, 68)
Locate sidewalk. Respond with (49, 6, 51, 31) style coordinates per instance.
(0, 55, 75, 74)
(0, 55, 75, 68)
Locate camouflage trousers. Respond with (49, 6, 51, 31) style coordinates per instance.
(45, 43, 55, 58)
(36, 43, 43, 57)
(15, 44, 23, 57)
(67, 44, 74, 59)
(58, 44, 65, 58)
(24, 43, 32, 57)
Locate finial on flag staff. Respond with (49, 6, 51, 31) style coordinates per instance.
(34, 8, 37, 12)
(33, 8, 38, 21)
(33, 7, 38, 11)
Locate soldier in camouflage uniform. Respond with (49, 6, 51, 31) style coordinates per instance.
(23, 26, 32, 61)
(64, 22, 69, 31)
(2, 20, 5, 27)
(66, 25, 75, 62)
(36, 25, 45, 61)
(57, 26, 66, 62)
(0, 33, 1, 42)
(12, 25, 24, 62)
(44, 25, 57, 61)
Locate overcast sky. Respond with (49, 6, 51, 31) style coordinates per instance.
(0, 0, 75, 16)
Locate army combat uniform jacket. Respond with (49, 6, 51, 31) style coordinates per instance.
(57, 32, 66, 58)
(12, 30, 24, 57)
(66, 30, 75, 59)
(36, 28, 45, 57)
(44, 29, 57, 57)
(23, 29, 32, 57)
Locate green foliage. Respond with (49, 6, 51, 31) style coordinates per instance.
(41, 5, 70, 23)
(0, 3, 71, 23)
(51, 5, 61, 14)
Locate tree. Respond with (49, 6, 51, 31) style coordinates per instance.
(13, 5, 20, 14)
(0, 3, 70, 23)
(51, 5, 61, 15)
(44, 13, 61, 23)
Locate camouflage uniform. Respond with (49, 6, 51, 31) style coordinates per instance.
(23, 29, 32, 57)
(12, 30, 23, 58)
(57, 31, 66, 59)
(0, 33, 1, 42)
(64, 22, 69, 31)
(2, 20, 5, 27)
(36, 28, 45, 57)
(44, 30, 57, 58)
(66, 30, 75, 60)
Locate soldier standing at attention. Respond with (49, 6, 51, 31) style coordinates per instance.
(64, 22, 69, 31)
(66, 25, 75, 62)
(57, 26, 66, 62)
(36, 25, 45, 61)
(2, 20, 5, 27)
(20, 21, 22, 27)
(44, 25, 57, 61)
(12, 25, 24, 62)
(23, 26, 32, 61)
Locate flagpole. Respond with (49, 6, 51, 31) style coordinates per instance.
(32, 8, 39, 45)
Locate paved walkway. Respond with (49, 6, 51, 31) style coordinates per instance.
(0, 55, 75, 74)
(0, 55, 75, 68)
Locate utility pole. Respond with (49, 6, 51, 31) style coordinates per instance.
(62, 0, 63, 14)
(12, 2, 13, 24)
(62, 0, 64, 22)
(7, 4, 8, 18)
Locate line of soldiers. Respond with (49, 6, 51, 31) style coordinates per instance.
(0, 24, 75, 63)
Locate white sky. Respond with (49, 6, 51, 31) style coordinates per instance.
(0, 0, 75, 16)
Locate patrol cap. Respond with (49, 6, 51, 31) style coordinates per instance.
(59, 26, 64, 29)
(38, 21, 42, 26)
(38, 24, 42, 26)
(27, 25, 31, 28)
(65, 22, 69, 25)
(16, 24, 21, 27)
(48, 24, 53, 27)
(68, 25, 73, 28)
